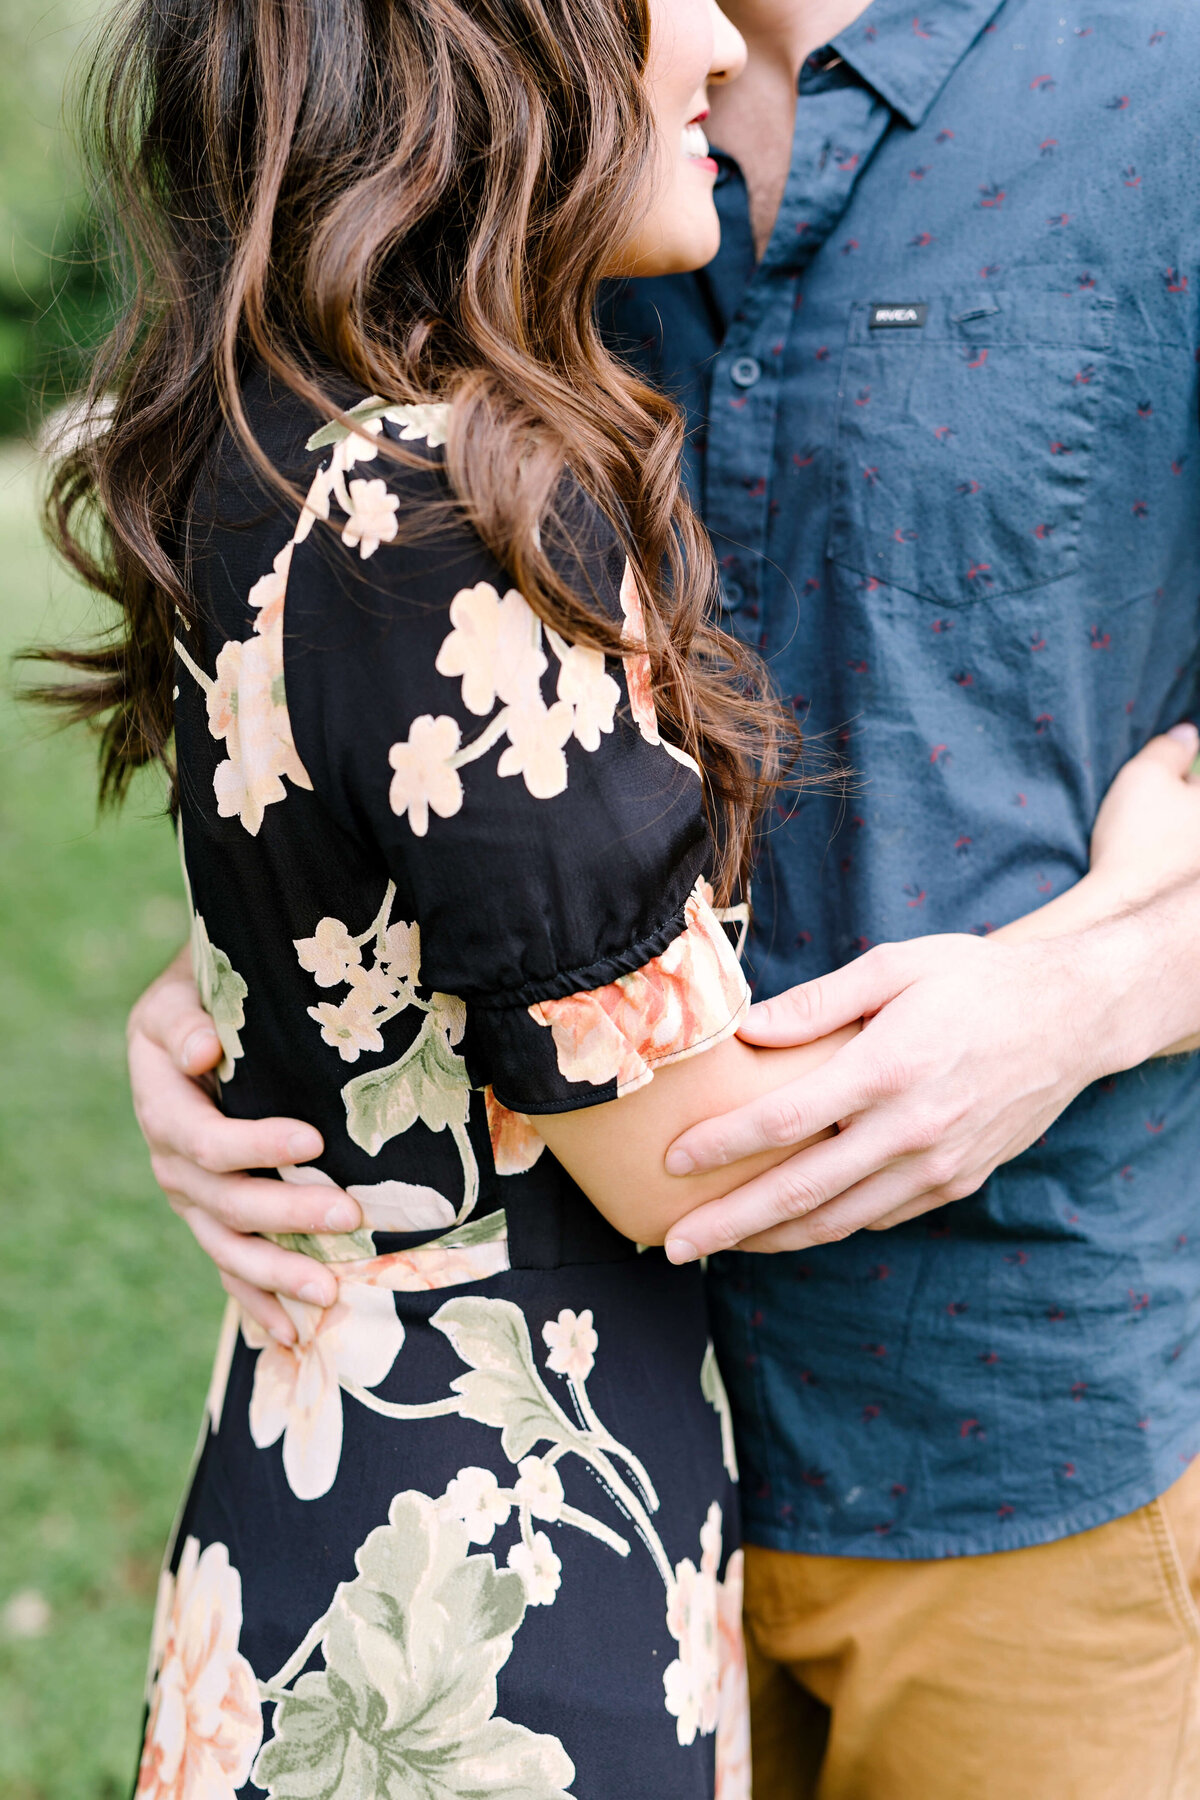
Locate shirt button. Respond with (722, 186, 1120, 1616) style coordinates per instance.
(730, 356, 762, 389)
(722, 580, 745, 610)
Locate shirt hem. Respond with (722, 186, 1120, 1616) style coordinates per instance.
(741, 1449, 1193, 1562)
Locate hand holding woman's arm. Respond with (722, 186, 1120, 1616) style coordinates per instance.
(127, 950, 359, 1336)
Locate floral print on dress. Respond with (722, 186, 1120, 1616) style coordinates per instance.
(486, 1087, 546, 1175)
(663, 1505, 746, 1754)
(714, 1548, 751, 1800)
(529, 878, 750, 1098)
(179, 390, 683, 848)
(242, 1281, 407, 1501)
(251, 1491, 576, 1800)
(136, 1536, 262, 1800)
(245, 1294, 745, 1789)
(174, 399, 449, 836)
(619, 559, 703, 780)
(176, 540, 313, 836)
(388, 573, 624, 828)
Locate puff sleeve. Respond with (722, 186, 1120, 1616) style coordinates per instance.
(281, 409, 750, 1116)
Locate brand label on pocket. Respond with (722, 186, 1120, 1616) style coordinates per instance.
(869, 303, 928, 330)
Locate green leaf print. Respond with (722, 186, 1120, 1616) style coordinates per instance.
(269, 1226, 378, 1264)
(342, 1014, 471, 1156)
(304, 397, 402, 451)
(254, 1492, 574, 1800)
(432, 1298, 580, 1465)
(437, 1209, 508, 1251)
(190, 909, 248, 1082)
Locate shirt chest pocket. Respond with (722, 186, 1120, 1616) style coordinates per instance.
(826, 287, 1116, 607)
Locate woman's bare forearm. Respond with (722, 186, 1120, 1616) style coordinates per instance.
(533, 1022, 860, 1244)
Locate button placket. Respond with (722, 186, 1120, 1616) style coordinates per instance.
(702, 83, 892, 637)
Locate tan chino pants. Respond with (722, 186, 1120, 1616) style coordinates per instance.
(745, 1456, 1200, 1800)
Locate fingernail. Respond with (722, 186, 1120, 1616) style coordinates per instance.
(182, 1027, 220, 1071)
(270, 1324, 296, 1346)
(324, 1201, 358, 1232)
(665, 1238, 699, 1266)
(286, 1129, 322, 1162)
(1168, 722, 1200, 746)
(665, 1149, 694, 1177)
(298, 1280, 332, 1306)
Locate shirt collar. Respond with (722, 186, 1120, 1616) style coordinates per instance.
(830, 0, 1008, 129)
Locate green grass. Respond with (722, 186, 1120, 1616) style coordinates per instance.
(0, 442, 224, 1797)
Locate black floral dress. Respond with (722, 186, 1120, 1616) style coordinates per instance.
(136, 376, 752, 1800)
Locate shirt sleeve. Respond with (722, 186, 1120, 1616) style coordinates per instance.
(282, 413, 750, 1115)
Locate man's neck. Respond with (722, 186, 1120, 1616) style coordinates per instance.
(708, 0, 874, 258)
(726, 0, 874, 76)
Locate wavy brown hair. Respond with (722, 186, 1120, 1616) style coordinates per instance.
(39, 0, 801, 897)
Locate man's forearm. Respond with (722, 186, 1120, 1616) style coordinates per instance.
(994, 871, 1200, 1066)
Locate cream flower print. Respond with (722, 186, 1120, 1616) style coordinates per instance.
(436, 581, 548, 715)
(388, 400, 452, 447)
(177, 537, 313, 837)
(275, 1161, 458, 1239)
(542, 1307, 598, 1382)
(295, 884, 480, 1217)
(507, 1531, 562, 1606)
(136, 1536, 262, 1800)
(381, 917, 421, 984)
(530, 877, 750, 1099)
(358, 1229, 510, 1291)
(715, 1548, 751, 1800)
(442, 1466, 513, 1545)
(293, 916, 361, 988)
(242, 1282, 406, 1501)
(513, 1456, 564, 1522)
(340, 475, 400, 557)
(174, 397, 452, 835)
(496, 695, 574, 799)
(307, 992, 385, 1063)
(549, 632, 621, 752)
(387, 552, 645, 835)
(618, 558, 660, 745)
(388, 713, 465, 835)
(663, 1502, 725, 1747)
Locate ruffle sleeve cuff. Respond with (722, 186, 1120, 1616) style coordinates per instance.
(468, 878, 751, 1122)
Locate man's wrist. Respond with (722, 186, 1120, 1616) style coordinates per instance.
(1059, 899, 1194, 1077)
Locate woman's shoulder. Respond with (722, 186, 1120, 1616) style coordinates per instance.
(192, 369, 628, 633)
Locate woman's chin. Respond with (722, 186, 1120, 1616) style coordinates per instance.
(647, 216, 722, 278)
(599, 200, 721, 280)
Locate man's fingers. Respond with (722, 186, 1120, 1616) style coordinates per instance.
(185, 1207, 338, 1307)
(666, 1033, 878, 1176)
(131, 956, 222, 1071)
(735, 1162, 938, 1252)
(130, 1031, 324, 1171)
(1151, 720, 1200, 773)
(219, 1273, 298, 1345)
(737, 945, 911, 1049)
(664, 1118, 897, 1261)
(156, 1157, 359, 1236)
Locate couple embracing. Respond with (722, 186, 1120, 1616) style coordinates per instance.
(47, 0, 1200, 1794)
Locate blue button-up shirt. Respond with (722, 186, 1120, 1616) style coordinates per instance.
(607, 0, 1200, 1556)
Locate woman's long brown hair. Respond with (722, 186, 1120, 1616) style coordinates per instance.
(39, 0, 801, 897)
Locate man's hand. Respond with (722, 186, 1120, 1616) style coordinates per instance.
(662, 932, 1105, 1258)
(662, 725, 1200, 1262)
(128, 948, 360, 1339)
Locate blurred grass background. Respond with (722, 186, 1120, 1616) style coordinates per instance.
(0, 2, 225, 1793)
